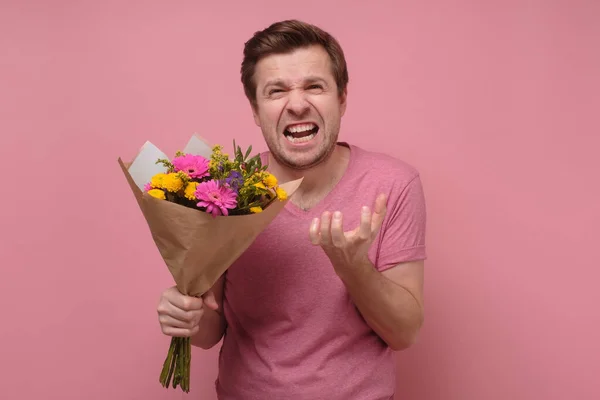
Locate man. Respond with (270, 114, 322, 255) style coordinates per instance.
(157, 19, 427, 400)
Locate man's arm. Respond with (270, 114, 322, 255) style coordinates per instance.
(191, 274, 227, 349)
(310, 185, 426, 351)
(336, 259, 424, 350)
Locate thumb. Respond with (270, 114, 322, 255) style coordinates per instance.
(202, 289, 219, 311)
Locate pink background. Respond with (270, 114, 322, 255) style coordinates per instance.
(1, 1, 599, 399)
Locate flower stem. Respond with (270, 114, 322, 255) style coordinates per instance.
(173, 337, 182, 388)
(158, 314, 193, 392)
(159, 337, 176, 386)
(167, 339, 178, 387)
(159, 336, 191, 392)
(183, 337, 191, 392)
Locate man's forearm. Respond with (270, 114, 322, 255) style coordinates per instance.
(190, 308, 226, 350)
(336, 260, 423, 351)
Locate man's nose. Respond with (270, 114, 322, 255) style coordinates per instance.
(286, 90, 310, 116)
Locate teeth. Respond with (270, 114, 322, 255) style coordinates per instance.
(286, 133, 315, 143)
(287, 123, 316, 133)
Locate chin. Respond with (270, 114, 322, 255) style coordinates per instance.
(277, 145, 337, 171)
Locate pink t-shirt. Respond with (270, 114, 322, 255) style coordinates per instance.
(215, 143, 427, 400)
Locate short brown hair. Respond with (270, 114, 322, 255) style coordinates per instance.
(241, 19, 349, 107)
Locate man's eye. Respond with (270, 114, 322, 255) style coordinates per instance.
(269, 89, 283, 95)
(307, 84, 323, 90)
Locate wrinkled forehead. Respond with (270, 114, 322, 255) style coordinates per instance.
(253, 45, 335, 88)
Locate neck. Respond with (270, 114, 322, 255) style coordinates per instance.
(266, 143, 351, 209)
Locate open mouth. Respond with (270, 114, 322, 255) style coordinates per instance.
(283, 123, 319, 144)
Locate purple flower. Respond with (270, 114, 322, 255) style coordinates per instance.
(172, 154, 210, 179)
(195, 179, 237, 217)
(225, 170, 244, 191)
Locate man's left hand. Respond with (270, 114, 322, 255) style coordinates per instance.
(309, 193, 387, 272)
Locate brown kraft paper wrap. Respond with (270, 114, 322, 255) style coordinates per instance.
(118, 156, 303, 296)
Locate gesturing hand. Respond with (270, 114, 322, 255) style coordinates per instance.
(309, 193, 387, 272)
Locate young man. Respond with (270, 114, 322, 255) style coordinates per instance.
(157, 20, 427, 399)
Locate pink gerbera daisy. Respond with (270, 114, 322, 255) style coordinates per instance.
(172, 154, 210, 179)
(195, 179, 237, 216)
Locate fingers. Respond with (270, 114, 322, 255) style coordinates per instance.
(358, 206, 371, 240)
(157, 286, 211, 338)
(309, 217, 320, 245)
(308, 193, 388, 248)
(159, 313, 197, 329)
(309, 212, 333, 246)
(375, 193, 387, 213)
(202, 289, 219, 311)
(166, 287, 204, 312)
(320, 211, 332, 245)
(159, 313, 201, 332)
(157, 300, 203, 337)
(310, 211, 343, 247)
(371, 193, 387, 236)
(330, 211, 345, 247)
(158, 297, 202, 322)
(159, 320, 200, 338)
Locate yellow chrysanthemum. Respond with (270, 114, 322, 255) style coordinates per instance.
(148, 189, 166, 200)
(151, 173, 167, 189)
(184, 182, 199, 201)
(276, 187, 287, 200)
(250, 206, 263, 213)
(161, 173, 185, 193)
(262, 173, 277, 188)
(254, 182, 267, 190)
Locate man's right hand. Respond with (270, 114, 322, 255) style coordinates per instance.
(157, 286, 220, 338)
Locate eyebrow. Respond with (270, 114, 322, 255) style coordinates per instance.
(263, 79, 286, 89)
(262, 76, 328, 91)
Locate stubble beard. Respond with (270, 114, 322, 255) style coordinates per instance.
(267, 128, 339, 171)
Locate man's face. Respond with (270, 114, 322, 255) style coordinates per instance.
(251, 45, 347, 170)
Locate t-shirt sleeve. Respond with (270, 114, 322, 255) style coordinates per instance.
(373, 174, 427, 272)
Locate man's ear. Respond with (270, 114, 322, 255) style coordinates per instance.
(339, 87, 348, 116)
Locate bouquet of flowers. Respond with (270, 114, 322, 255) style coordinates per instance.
(118, 134, 302, 393)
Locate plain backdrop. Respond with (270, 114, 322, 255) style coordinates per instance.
(1, 1, 599, 399)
